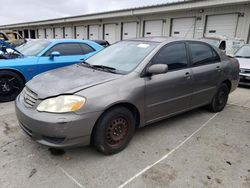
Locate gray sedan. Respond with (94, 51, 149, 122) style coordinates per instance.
(15, 37, 240, 155)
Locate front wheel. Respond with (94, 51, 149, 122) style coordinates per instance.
(208, 83, 229, 112)
(92, 107, 135, 155)
(0, 71, 24, 102)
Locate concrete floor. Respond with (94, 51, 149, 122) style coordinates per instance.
(0, 87, 249, 188)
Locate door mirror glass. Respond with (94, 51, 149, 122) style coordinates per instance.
(50, 51, 60, 59)
(147, 64, 168, 75)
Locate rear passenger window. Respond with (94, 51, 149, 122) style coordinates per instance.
(79, 43, 95, 54)
(44, 43, 83, 56)
(152, 43, 188, 71)
(189, 43, 220, 66)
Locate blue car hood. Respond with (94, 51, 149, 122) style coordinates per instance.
(0, 39, 23, 56)
(26, 64, 122, 99)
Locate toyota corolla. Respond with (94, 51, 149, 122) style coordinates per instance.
(15, 37, 239, 155)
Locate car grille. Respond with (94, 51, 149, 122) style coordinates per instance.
(23, 87, 38, 108)
(240, 69, 250, 74)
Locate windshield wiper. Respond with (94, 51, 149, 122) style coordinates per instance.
(80, 61, 95, 69)
(235, 56, 250, 58)
(92, 65, 118, 74)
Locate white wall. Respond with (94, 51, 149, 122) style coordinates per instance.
(15, 3, 250, 42)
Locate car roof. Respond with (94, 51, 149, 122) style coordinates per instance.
(127, 37, 208, 44)
(26, 39, 87, 44)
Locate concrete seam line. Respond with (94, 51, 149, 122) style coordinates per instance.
(2, 154, 35, 166)
(228, 103, 250, 109)
(118, 113, 218, 188)
(59, 166, 85, 188)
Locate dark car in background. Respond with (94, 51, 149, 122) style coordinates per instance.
(16, 37, 239, 155)
(91, 40, 110, 47)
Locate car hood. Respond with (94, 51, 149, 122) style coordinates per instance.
(0, 39, 23, 56)
(26, 64, 123, 99)
(237, 58, 250, 69)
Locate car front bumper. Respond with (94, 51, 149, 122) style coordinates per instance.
(239, 73, 250, 86)
(15, 95, 102, 148)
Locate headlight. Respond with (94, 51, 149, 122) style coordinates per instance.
(37, 95, 86, 113)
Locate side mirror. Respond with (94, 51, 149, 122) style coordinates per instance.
(147, 64, 168, 76)
(50, 51, 60, 59)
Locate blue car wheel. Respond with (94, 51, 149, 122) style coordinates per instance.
(0, 71, 24, 102)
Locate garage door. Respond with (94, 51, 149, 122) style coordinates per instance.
(75, 26, 85, 39)
(54, 28, 63, 39)
(45, 28, 53, 39)
(144, 20, 163, 37)
(37, 29, 45, 39)
(171, 17, 196, 38)
(122, 22, 137, 40)
(88, 25, 100, 40)
(206, 14, 238, 37)
(104, 24, 117, 44)
(64, 27, 73, 38)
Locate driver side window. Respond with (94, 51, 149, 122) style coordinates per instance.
(44, 43, 83, 56)
(152, 43, 188, 71)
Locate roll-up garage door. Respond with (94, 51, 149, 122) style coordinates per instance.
(88, 25, 100, 40)
(171, 17, 196, 38)
(64, 27, 73, 38)
(75, 26, 85, 39)
(54, 28, 63, 39)
(122, 22, 137, 40)
(104, 24, 117, 44)
(205, 14, 238, 37)
(45, 28, 53, 39)
(144, 20, 163, 37)
(38, 29, 45, 39)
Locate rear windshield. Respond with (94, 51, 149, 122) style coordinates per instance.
(202, 38, 220, 47)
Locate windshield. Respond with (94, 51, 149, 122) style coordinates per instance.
(202, 38, 220, 47)
(16, 40, 51, 56)
(235, 45, 250, 58)
(85, 41, 158, 74)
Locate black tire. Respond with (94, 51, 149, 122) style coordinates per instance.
(0, 71, 25, 102)
(92, 107, 135, 155)
(208, 83, 229, 112)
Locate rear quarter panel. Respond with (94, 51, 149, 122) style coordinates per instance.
(220, 55, 240, 92)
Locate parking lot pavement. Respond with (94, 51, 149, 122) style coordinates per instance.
(0, 87, 249, 188)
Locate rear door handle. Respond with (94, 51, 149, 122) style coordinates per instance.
(184, 72, 192, 80)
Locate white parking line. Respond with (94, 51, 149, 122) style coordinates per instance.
(59, 167, 85, 188)
(118, 113, 218, 188)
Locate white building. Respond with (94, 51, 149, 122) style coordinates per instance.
(0, 0, 250, 43)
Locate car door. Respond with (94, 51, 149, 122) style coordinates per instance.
(144, 42, 193, 124)
(188, 42, 222, 107)
(36, 43, 95, 74)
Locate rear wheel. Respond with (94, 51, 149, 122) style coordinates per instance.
(0, 71, 24, 102)
(208, 83, 229, 112)
(92, 107, 135, 155)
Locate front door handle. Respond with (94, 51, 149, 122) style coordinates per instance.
(184, 72, 192, 80)
(216, 66, 222, 72)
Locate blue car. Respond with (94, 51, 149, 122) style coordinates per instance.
(0, 39, 104, 102)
